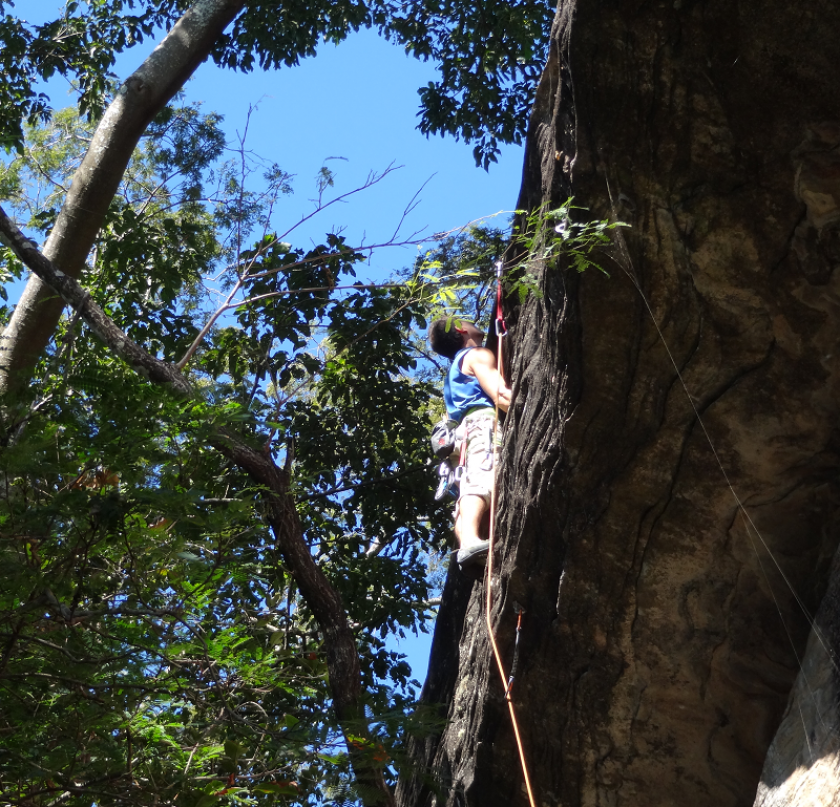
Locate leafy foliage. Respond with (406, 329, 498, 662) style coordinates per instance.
(0, 381, 336, 806)
(0, 105, 450, 806)
(0, 0, 553, 166)
(414, 200, 628, 332)
(375, 0, 555, 168)
(533, 199, 629, 276)
(0, 1, 181, 151)
(411, 223, 508, 331)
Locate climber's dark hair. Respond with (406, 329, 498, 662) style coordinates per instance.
(429, 318, 466, 360)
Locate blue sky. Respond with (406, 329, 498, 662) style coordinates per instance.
(16, 1, 528, 680)
(21, 2, 526, 284)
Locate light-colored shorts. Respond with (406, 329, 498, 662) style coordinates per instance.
(457, 408, 499, 504)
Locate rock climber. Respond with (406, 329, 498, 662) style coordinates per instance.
(429, 318, 511, 568)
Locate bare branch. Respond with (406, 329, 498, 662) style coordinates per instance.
(386, 173, 435, 245)
(175, 270, 247, 370)
(246, 239, 421, 281)
(277, 162, 404, 243)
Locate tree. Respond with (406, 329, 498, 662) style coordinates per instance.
(0, 1, 552, 804)
(0, 99, 455, 806)
(396, 0, 840, 805)
(0, 0, 553, 397)
(0, 0, 244, 398)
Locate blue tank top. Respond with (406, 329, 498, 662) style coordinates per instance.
(444, 348, 494, 420)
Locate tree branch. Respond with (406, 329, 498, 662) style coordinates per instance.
(0, 207, 192, 395)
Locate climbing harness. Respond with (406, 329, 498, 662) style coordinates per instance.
(431, 417, 462, 501)
(484, 259, 538, 807)
(432, 412, 497, 500)
(453, 427, 468, 482)
(431, 417, 469, 500)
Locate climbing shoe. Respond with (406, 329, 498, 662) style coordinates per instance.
(456, 539, 489, 569)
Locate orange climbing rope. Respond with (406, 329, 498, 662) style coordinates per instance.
(485, 260, 537, 807)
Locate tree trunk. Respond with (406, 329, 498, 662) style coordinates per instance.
(397, 1, 840, 805)
(0, 0, 244, 400)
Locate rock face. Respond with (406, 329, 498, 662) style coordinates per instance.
(753, 544, 840, 807)
(396, 1, 840, 806)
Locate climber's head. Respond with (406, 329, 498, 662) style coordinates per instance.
(429, 318, 484, 360)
